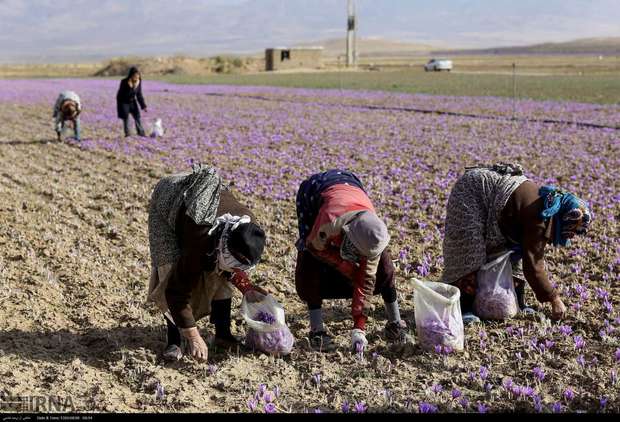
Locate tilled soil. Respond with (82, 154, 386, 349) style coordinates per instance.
(0, 107, 420, 413)
(0, 100, 617, 414)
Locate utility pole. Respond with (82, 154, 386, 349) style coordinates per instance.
(512, 62, 517, 120)
(346, 0, 357, 67)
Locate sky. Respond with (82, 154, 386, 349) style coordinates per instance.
(0, 0, 619, 62)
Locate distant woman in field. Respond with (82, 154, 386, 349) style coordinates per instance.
(441, 162, 592, 324)
(148, 163, 268, 362)
(53, 90, 81, 141)
(116, 67, 147, 137)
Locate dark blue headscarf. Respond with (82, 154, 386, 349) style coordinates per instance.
(539, 186, 592, 247)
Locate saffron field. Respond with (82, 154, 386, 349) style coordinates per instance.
(0, 79, 618, 413)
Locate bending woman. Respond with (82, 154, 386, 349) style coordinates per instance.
(441, 163, 591, 324)
(148, 164, 267, 361)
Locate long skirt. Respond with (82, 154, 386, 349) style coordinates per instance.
(441, 167, 527, 285)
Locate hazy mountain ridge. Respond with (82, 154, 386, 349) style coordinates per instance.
(1, 0, 619, 63)
(434, 37, 620, 55)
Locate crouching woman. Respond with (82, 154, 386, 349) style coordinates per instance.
(441, 163, 592, 324)
(147, 163, 267, 361)
(53, 90, 81, 141)
(294, 169, 409, 352)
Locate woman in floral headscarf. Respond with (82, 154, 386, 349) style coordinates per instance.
(441, 163, 592, 324)
(147, 164, 268, 362)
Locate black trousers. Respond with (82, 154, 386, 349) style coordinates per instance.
(165, 299, 233, 346)
(122, 107, 145, 136)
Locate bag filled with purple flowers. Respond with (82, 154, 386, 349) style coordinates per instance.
(241, 293, 294, 356)
(473, 251, 519, 321)
(412, 278, 464, 352)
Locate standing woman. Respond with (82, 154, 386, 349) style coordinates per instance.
(116, 66, 147, 137)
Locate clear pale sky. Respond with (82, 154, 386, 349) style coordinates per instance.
(0, 0, 618, 62)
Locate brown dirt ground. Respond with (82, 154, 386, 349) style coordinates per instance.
(0, 104, 617, 414)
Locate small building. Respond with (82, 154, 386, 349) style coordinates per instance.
(265, 47, 323, 71)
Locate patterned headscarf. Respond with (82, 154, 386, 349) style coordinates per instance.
(539, 186, 592, 247)
(208, 214, 255, 273)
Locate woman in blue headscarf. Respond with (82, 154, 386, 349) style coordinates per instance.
(441, 163, 592, 323)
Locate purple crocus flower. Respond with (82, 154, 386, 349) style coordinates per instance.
(155, 382, 165, 400)
(418, 402, 438, 413)
(558, 325, 573, 336)
(477, 402, 488, 413)
(615, 348, 620, 362)
(600, 396, 608, 409)
(314, 409, 322, 414)
(312, 373, 321, 387)
(533, 396, 543, 413)
(434, 344, 443, 354)
(573, 335, 586, 350)
(576, 355, 586, 367)
(451, 388, 462, 399)
(255, 311, 277, 324)
(521, 386, 534, 397)
(431, 384, 443, 394)
(563, 388, 575, 402)
(258, 384, 267, 397)
(459, 397, 470, 409)
(274, 386, 281, 398)
(354, 401, 367, 413)
(479, 366, 489, 380)
(533, 367, 545, 381)
(610, 369, 617, 385)
(341, 400, 350, 413)
(544, 340, 555, 350)
(264, 392, 273, 403)
(552, 402, 562, 413)
(355, 341, 364, 359)
(247, 399, 258, 412)
(264, 403, 276, 413)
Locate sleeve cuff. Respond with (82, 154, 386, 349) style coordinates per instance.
(353, 315, 367, 331)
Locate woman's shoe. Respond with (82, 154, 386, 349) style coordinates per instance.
(163, 344, 183, 361)
(462, 312, 481, 325)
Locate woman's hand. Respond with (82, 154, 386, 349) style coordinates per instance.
(550, 296, 567, 320)
(181, 327, 208, 361)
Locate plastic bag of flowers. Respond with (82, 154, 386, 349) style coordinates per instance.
(241, 293, 294, 356)
(412, 278, 464, 352)
(150, 118, 164, 138)
(473, 251, 519, 321)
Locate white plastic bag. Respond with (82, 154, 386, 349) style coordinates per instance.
(473, 251, 519, 320)
(150, 118, 164, 138)
(241, 293, 294, 355)
(412, 278, 464, 352)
